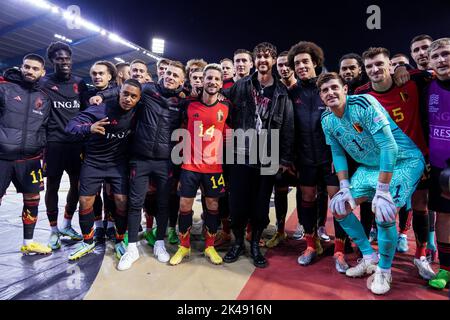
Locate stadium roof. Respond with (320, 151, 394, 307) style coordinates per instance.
(0, 0, 163, 81)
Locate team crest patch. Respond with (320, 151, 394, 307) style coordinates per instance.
(73, 83, 79, 94)
(400, 92, 408, 102)
(352, 123, 363, 133)
(217, 109, 224, 122)
(35, 97, 43, 110)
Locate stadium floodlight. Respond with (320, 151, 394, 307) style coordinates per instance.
(51, 5, 59, 13)
(24, 0, 51, 10)
(54, 33, 72, 43)
(114, 57, 125, 63)
(152, 38, 165, 54)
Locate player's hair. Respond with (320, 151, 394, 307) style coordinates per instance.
(253, 42, 277, 59)
(316, 72, 345, 89)
(362, 47, 390, 61)
(92, 60, 117, 79)
(115, 62, 130, 71)
(122, 78, 142, 91)
(391, 53, 410, 62)
(428, 38, 450, 55)
(130, 59, 148, 70)
(287, 41, 324, 69)
(339, 53, 363, 68)
(203, 63, 224, 80)
(220, 58, 233, 64)
(278, 51, 289, 58)
(410, 34, 433, 48)
(233, 49, 253, 62)
(23, 54, 45, 67)
(157, 58, 171, 68)
(186, 59, 207, 77)
(168, 60, 186, 77)
(46, 41, 72, 61)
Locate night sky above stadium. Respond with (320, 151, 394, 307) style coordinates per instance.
(55, 0, 450, 71)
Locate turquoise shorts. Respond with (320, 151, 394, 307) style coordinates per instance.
(350, 156, 425, 208)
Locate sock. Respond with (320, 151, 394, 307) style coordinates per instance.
(127, 242, 138, 254)
(23, 239, 32, 246)
(22, 198, 39, 240)
(305, 234, 316, 249)
(107, 221, 115, 229)
(205, 209, 220, 234)
(377, 266, 391, 274)
(427, 211, 436, 251)
(337, 212, 374, 256)
(63, 204, 75, 220)
(79, 207, 95, 244)
(62, 217, 71, 229)
(155, 240, 165, 247)
(437, 242, 450, 272)
(376, 221, 397, 269)
(95, 220, 104, 228)
(334, 238, 345, 254)
(115, 232, 125, 244)
(51, 226, 59, 233)
(221, 218, 231, 234)
(179, 228, 191, 248)
(412, 210, 429, 259)
(205, 228, 216, 247)
(274, 191, 287, 233)
(398, 206, 412, 234)
(363, 252, 379, 262)
(47, 210, 58, 228)
(178, 210, 193, 234)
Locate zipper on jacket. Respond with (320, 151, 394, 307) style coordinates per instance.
(20, 88, 32, 158)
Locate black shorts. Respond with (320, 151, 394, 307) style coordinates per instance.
(178, 169, 226, 198)
(79, 163, 128, 196)
(275, 170, 298, 189)
(429, 166, 450, 213)
(296, 162, 339, 187)
(416, 161, 431, 190)
(0, 158, 44, 196)
(43, 142, 82, 177)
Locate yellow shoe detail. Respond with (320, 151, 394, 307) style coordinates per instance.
(169, 246, 190, 265)
(21, 242, 52, 255)
(205, 246, 223, 265)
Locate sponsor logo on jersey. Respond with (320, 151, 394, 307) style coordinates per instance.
(13, 96, 22, 102)
(53, 100, 80, 109)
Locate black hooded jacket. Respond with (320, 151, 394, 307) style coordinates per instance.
(99, 80, 185, 160)
(0, 68, 51, 160)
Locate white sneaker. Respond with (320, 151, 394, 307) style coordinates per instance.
(414, 256, 436, 280)
(367, 269, 392, 295)
(317, 226, 330, 242)
(292, 223, 305, 240)
(117, 248, 139, 271)
(346, 257, 378, 278)
(154, 240, 170, 263)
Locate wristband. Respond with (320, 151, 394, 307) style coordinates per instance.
(376, 181, 390, 192)
(340, 179, 350, 189)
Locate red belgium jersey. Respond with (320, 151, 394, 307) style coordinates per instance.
(355, 72, 429, 156)
(182, 99, 230, 173)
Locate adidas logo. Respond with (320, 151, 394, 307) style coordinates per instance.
(14, 96, 21, 102)
(51, 86, 59, 91)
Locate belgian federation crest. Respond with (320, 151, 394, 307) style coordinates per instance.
(352, 123, 363, 133)
(217, 109, 224, 122)
(400, 91, 409, 102)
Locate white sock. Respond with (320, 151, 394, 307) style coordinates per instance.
(62, 218, 71, 229)
(155, 240, 164, 247)
(95, 220, 104, 228)
(363, 252, 379, 263)
(107, 221, 114, 229)
(51, 226, 59, 233)
(377, 266, 391, 274)
(127, 242, 137, 252)
(24, 239, 32, 246)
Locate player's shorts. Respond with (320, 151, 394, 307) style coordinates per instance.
(43, 142, 82, 177)
(416, 160, 431, 190)
(274, 170, 298, 189)
(0, 157, 44, 196)
(429, 166, 450, 213)
(79, 163, 128, 197)
(296, 162, 339, 187)
(178, 169, 226, 198)
(350, 157, 425, 208)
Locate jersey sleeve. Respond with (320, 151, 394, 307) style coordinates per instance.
(65, 105, 103, 136)
(356, 95, 390, 135)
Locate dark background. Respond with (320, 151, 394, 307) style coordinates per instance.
(55, 0, 450, 71)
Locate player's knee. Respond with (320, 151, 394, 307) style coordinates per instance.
(302, 192, 316, 203)
(205, 198, 219, 211)
(179, 198, 192, 212)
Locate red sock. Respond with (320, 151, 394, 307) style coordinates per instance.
(205, 229, 216, 247)
(305, 234, 316, 249)
(334, 238, 345, 254)
(179, 229, 191, 248)
(415, 242, 427, 259)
